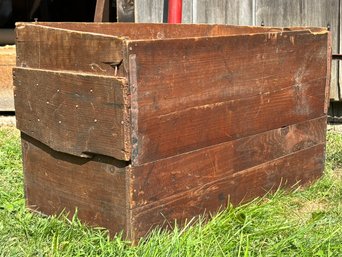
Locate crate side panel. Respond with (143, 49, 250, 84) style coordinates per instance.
(22, 134, 129, 236)
(16, 23, 125, 76)
(14, 68, 130, 160)
(130, 116, 327, 208)
(130, 143, 325, 239)
(129, 31, 329, 164)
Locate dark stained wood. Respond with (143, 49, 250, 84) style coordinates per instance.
(130, 144, 325, 239)
(15, 23, 125, 76)
(195, 0, 253, 25)
(130, 116, 327, 208)
(14, 68, 131, 160)
(22, 134, 129, 236)
(127, 31, 329, 164)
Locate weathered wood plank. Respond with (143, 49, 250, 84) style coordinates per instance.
(16, 23, 124, 76)
(182, 0, 193, 23)
(196, 0, 253, 25)
(130, 116, 327, 208)
(14, 68, 131, 160)
(22, 134, 129, 237)
(0, 45, 16, 111)
(256, 0, 339, 100)
(127, 30, 329, 164)
(135, 0, 164, 23)
(94, 0, 110, 22)
(130, 144, 325, 239)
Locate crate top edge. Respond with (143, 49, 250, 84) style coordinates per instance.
(14, 22, 328, 42)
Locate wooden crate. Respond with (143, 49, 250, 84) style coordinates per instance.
(14, 22, 331, 241)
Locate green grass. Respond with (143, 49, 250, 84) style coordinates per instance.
(0, 126, 341, 256)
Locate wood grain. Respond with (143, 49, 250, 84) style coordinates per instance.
(127, 30, 329, 164)
(22, 134, 129, 237)
(14, 67, 131, 160)
(16, 23, 124, 76)
(130, 144, 325, 239)
(130, 116, 327, 208)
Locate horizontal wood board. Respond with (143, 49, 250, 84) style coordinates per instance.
(130, 143, 325, 239)
(16, 23, 125, 76)
(134, 0, 339, 101)
(128, 30, 329, 164)
(33, 22, 323, 40)
(130, 116, 327, 208)
(21, 134, 129, 236)
(14, 68, 131, 161)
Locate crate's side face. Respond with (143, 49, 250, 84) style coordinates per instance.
(128, 116, 327, 239)
(14, 68, 131, 161)
(127, 30, 330, 165)
(16, 23, 125, 76)
(21, 133, 130, 237)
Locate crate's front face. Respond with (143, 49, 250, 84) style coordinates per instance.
(125, 27, 331, 239)
(14, 23, 331, 241)
(14, 23, 133, 237)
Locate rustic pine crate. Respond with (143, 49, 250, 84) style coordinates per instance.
(14, 22, 331, 241)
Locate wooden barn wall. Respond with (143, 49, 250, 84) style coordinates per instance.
(133, 0, 341, 101)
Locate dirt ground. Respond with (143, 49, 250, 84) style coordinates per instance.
(328, 124, 342, 133)
(0, 116, 16, 126)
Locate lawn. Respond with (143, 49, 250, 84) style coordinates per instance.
(0, 126, 341, 256)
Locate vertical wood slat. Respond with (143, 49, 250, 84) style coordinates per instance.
(195, 0, 253, 25)
(134, 0, 164, 23)
(94, 0, 110, 22)
(339, 0, 342, 100)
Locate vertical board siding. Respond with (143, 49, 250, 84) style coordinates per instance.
(196, 0, 253, 25)
(135, 0, 164, 23)
(182, 0, 193, 23)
